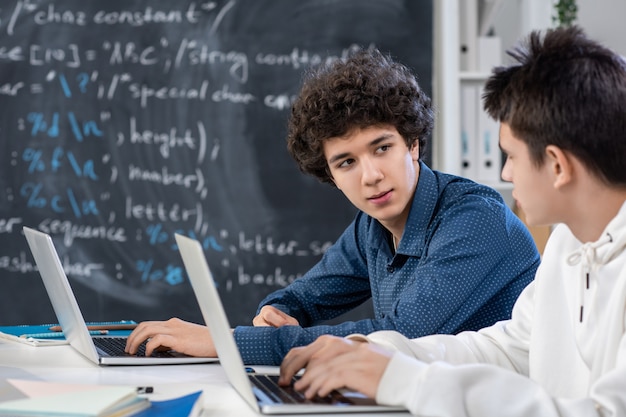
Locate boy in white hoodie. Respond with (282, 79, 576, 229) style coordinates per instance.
(278, 25, 626, 416)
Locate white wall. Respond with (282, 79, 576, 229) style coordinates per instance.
(491, 0, 626, 60)
(491, 0, 553, 64)
(577, 0, 626, 56)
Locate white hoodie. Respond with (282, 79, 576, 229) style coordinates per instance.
(357, 201, 626, 416)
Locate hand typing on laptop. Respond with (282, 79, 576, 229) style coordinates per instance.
(278, 335, 391, 400)
(125, 305, 298, 357)
(125, 318, 217, 358)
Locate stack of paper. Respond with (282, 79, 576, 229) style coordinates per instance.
(0, 379, 149, 417)
(0, 380, 205, 417)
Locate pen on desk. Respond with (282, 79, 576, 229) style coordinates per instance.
(137, 386, 154, 394)
(48, 324, 137, 332)
(21, 330, 109, 339)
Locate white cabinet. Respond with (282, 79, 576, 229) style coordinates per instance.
(432, 0, 552, 206)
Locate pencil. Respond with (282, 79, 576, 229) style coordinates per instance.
(49, 324, 137, 332)
(21, 330, 109, 338)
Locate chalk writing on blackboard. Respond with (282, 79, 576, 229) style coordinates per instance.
(0, 0, 432, 326)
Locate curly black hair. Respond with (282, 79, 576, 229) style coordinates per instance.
(287, 48, 434, 185)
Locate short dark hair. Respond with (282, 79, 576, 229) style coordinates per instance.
(287, 48, 434, 185)
(483, 26, 626, 186)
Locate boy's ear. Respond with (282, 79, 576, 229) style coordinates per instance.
(329, 174, 339, 189)
(545, 145, 573, 189)
(409, 141, 420, 161)
(325, 167, 338, 188)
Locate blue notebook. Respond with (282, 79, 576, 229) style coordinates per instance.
(134, 390, 204, 417)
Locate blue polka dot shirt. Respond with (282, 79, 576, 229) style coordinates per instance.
(234, 163, 540, 365)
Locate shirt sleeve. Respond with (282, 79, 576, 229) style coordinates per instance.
(234, 322, 385, 365)
(238, 193, 537, 365)
(377, 346, 626, 417)
(254, 214, 373, 326)
(236, 215, 379, 365)
(377, 354, 598, 417)
(379, 193, 537, 337)
(368, 281, 626, 417)
(364, 280, 535, 370)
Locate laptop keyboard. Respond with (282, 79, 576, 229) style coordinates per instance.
(250, 374, 353, 405)
(93, 337, 175, 358)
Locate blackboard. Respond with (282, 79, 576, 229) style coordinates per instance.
(0, 0, 432, 327)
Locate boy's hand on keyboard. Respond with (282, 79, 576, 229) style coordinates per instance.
(279, 335, 392, 400)
(125, 317, 217, 358)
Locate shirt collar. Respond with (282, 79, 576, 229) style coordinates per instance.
(370, 161, 438, 258)
(398, 161, 438, 257)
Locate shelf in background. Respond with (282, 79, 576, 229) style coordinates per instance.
(459, 71, 491, 81)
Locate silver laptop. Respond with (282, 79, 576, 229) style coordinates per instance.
(23, 226, 216, 366)
(175, 233, 407, 415)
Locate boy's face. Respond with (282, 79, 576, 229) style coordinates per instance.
(500, 123, 558, 227)
(323, 125, 419, 232)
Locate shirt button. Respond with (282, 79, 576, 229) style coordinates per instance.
(386, 265, 394, 273)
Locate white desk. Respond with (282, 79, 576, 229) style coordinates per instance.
(0, 340, 410, 416)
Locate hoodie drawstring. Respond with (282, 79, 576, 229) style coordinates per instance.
(566, 232, 614, 323)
